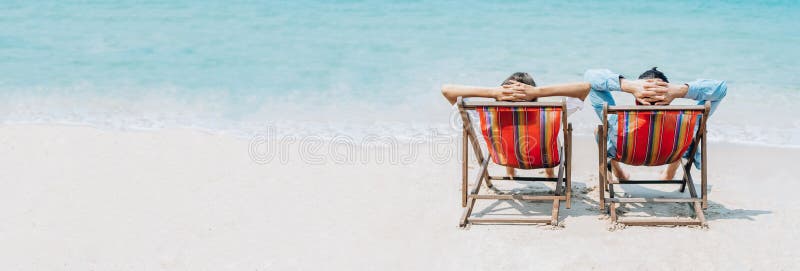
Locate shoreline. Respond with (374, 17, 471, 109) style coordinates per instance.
(4, 122, 799, 150)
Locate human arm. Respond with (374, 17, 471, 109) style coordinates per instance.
(502, 81, 591, 101)
(440, 84, 526, 105)
(583, 69, 668, 105)
(653, 80, 727, 115)
(620, 79, 670, 105)
(535, 83, 590, 115)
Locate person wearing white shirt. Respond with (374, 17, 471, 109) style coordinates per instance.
(441, 72, 591, 178)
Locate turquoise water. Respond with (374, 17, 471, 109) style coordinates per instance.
(1, 1, 799, 145)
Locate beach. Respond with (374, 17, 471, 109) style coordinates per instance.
(2, 1, 800, 269)
(1, 124, 796, 270)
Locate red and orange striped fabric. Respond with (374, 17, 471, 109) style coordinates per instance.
(475, 106, 562, 169)
(614, 110, 702, 166)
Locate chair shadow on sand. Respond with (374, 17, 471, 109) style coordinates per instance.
(468, 178, 771, 228)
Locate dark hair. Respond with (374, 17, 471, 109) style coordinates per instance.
(638, 67, 669, 83)
(501, 72, 536, 87)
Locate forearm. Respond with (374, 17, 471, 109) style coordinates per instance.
(441, 84, 499, 105)
(534, 82, 591, 100)
(620, 79, 636, 94)
(620, 79, 677, 95)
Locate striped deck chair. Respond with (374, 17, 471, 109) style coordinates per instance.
(597, 102, 711, 226)
(457, 98, 572, 227)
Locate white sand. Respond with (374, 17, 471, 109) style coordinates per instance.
(0, 124, 797, 270)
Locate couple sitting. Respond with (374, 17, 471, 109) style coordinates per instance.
(441, 67, 727, 182)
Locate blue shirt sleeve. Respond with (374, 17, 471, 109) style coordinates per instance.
(685, 79, 727, 115)
(584, 69, 623, 92)
(585, 69, 622, 119)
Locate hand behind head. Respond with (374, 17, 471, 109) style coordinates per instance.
(636, 79, 671, 105)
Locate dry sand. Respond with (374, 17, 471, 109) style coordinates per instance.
(0, 124, 797, 270)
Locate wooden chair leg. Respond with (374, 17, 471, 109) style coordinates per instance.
(565, 171, 572, 209)
(459, 179, 480, 227)
(555, 152, 565, 196)
(693, 201, 707, 227)
(702, 194, 708, 209)
(476, 155, 492, 189)
(680, 161, 691, 193)
(484, 170, 493, 189)
(701, 133, 708, 209)
(608, 182, 615, 198)
(551, 199, 560, 225)
(461, 128, 468, 207)
(597, 125, 606, 210)
(610, 202, 618, 222)
(459, 200, 476, 227)
(459, 159, 489, 227)
(605, 162, 615, 192)
(462, 109, 492, 189)
(565, 124, 572, 209)
(459, 187, 480, 227)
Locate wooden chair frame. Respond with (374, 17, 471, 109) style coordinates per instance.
(597, 102, 711, 226)
(457, 98, 572, 227)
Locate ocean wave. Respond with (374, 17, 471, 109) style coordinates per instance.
(2, 86, 799, 149)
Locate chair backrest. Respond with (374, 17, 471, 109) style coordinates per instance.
(606, 104, 708, 166)
(462, 100, 566, 169)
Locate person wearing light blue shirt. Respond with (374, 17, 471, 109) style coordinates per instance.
(585, 67, 727, 181)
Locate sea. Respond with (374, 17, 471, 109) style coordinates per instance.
(1, 1, 799, 146)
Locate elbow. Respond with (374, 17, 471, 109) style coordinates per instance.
(441, 84, 453, 97)
(701, 80, 728, 102)
(441, 84, 458, 104)
(583, 69, 609, 91)
(717, 81, 728, 100)
(578, 82, 591, 100)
